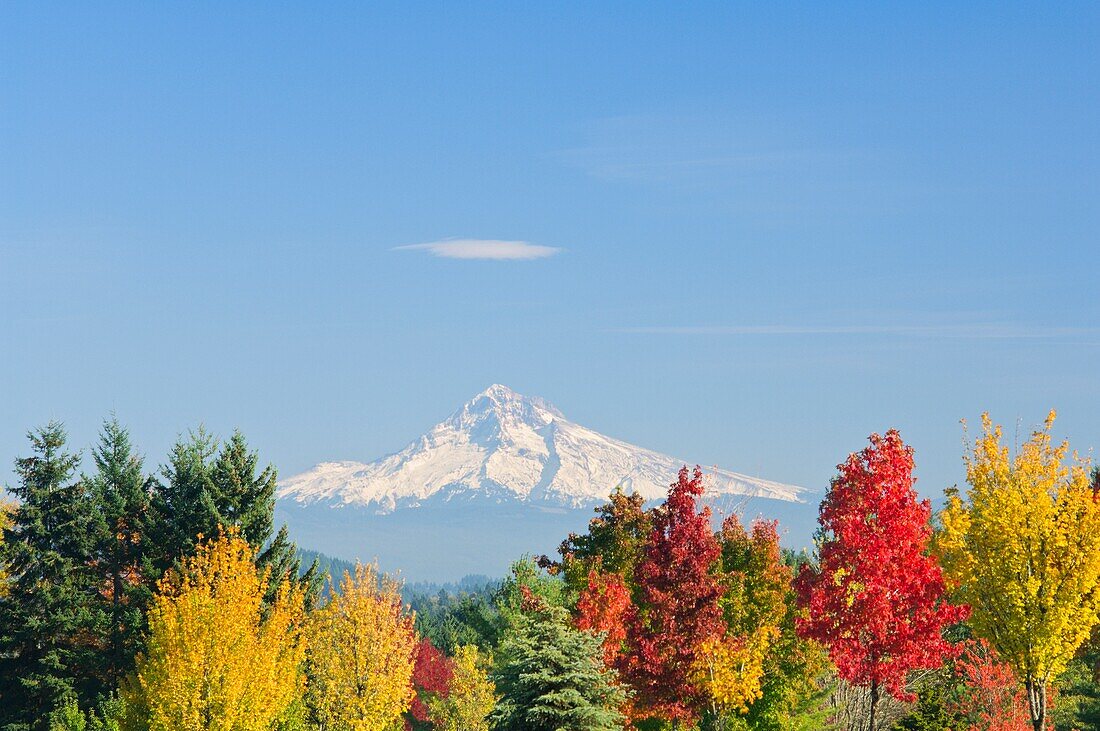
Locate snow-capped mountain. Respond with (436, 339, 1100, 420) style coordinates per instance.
(278, 384, 805, 513)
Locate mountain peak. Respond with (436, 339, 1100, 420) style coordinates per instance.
(448, 385, 564, 433)
(279, 387, 807, 512)
(480, 383, 521, 399)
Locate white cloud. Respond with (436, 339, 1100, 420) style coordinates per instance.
(393, 239, 561, 261)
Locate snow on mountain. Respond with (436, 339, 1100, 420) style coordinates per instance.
(278, 384, 806, 513)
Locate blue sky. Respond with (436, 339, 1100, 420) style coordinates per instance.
(2, 2, 1098, 501)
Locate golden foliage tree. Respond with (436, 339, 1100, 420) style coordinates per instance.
(427, 644, 496, 731)
(305, 563, 417, 730)
(125, 530, 306, 731)
(693, 624, 778, 719)
(938, 411, 1100, 731)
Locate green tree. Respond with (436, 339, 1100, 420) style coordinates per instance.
(0, 424, 106, 730)
(87, 418, 153, 688)
(491, 590, 627, 731)
(149, 428, 318, 603)
(414, 590, 502, 655)
(496, 556, 566, 623)
(148, 427, 218, 573)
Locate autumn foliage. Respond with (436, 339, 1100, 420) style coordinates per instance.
(625, 466, 724, 724)
(575, 569, 632, 666)
(124, 530, 306, 731)
(794, 430, 967, 721)
(938, 411, 1100, 730)
(426, 644, 496, 731)
(948, 639, 1035, 731)
(306, 563, 417, 730)
(3, 416, 1099, 730)
(408, 638, 453, 726)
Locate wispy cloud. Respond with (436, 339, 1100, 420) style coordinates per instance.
(393, 239, 561, 261)
(615, 324, 1096, 339)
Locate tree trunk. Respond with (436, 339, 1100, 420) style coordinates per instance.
(1026, 677, 1046, 731)
(868, 680, 879, 731)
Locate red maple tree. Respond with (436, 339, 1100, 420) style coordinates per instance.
(624, 465, 724, 724)
(794, 430, 968, 729)
(407, 637, 454, 726)
(948, 638, 1037, 731)
(575, 569, 633, 666)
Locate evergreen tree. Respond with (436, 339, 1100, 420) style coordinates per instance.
(0, 424, 105, 731)
(150, 428, 318, 603)
(491, 589, 627, 731)
(208, 430, 276, 548)
(259, 524, 321, 607)
(148, 427, 218, 574)
(86, 418, 153, 689)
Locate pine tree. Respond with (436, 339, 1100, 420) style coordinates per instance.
(491, 589, 627, 731)
(86, 418, 153, 689)
(0, 424, 106, 731)
(148, 427, 218, 573)
(150, 428, 318, 604)
(258, 524, 321, 608)
(208, 430, 276, 548)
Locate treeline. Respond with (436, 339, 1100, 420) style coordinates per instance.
(0, 413, 1098, 731)
(0, 420, 319, 731)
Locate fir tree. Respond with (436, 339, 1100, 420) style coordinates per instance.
(149, 428, 318, 603)
(208, 430, 276, 548)
(210, 432, 319, 604)
(491, 589, 627, 731)
(86, 417, 153, 689)
(0, 424, 105, 731)
(148, 427, 218, 573)
(259, 524, 321, 607)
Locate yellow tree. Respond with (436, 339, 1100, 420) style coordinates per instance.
(305, 563, 417, 730)
(427, 644, 496, 731)
(693, 624, 778, 724)
(125, 530, 306, 731)
(938, 411, 1100, 731)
